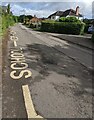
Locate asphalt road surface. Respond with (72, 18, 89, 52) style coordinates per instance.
(2, 23, 93, 119)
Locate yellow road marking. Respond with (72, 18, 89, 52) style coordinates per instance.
(10, 70, 32, 79)
(10, 36, 18, 41)
(14, 41, 17, 47)
(22, 85, 43, 119)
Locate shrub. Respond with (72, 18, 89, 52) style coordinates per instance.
(59, 17, 66, 22)
(29, 23, 37, 28)
(41, 21, 85, 35)
(2, 14, 15, 33)
(83, 19, 92, 33)
(43, 19, 55, 23)
(59, 17, 81, 23)
(84, 24, 89, 33)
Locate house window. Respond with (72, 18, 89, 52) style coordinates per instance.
(51, 16, 55, 20)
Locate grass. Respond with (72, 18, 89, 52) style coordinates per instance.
(0, 16, 2, 38)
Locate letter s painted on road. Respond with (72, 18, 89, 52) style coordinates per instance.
(10, 70, 32, 79)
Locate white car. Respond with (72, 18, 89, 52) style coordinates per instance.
(88, 25, 94, 33)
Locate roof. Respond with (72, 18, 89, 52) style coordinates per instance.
(63, 9, 83, 17)
(30, 17, 42, 23)
(48, 9, 83, 18)
(48, 11, 64, 18)
(2, 6, 7, 12)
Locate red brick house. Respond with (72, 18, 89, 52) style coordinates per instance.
(29, 15, 42, 24)
(29, 15, 47, 28)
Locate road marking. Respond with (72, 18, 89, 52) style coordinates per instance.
(11, 63, 28, 70)
(10, 36, 18, 41)
(10, 31, 16, 35)
(10, 70, 32, 79)
(14, 41, 17, 47)
(11, 53, 24, 58)
(22, 85, 43, 119)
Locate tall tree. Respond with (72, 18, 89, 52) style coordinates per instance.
(7, 4, 10, 14)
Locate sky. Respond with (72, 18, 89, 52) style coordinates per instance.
(2, 0, 94, 19)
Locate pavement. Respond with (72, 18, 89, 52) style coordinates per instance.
(46, 33, 93, 50)
(2, 23, 93, 119)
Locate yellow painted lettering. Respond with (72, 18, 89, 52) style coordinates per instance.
(11, 63, 28, 70)
(10, 70, 32, 79)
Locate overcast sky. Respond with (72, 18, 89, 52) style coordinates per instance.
(2, 0, 94, 19)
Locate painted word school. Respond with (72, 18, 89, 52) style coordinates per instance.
(10, 31, 32, 80)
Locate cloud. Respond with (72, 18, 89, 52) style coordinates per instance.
(10, 4, 53, 17)
(2, 0, 94, 2)
(24, 8, 52, 17)
(9, 2, 93, 18)
(92, 1, 94, 18)
(11, 4, 24, 15)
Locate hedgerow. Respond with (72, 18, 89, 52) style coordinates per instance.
(41, 20, 85, 35)
(2, 14, 16, 33)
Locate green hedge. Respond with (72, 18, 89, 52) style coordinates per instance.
(84, 24, 89, 33)
(2, 14, 15, 33)
(59, 17, 81, 23)
(41, 21, 85, 35)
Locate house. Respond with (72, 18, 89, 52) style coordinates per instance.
(29, 15, 47, 27)
(29, 15, 42, 24)
(48, 6, 83, 20)
(2, 6, 7, 14)
(48, 11, 64, 20)
(1, 5, 13, 15)
(29, 15, 44, 28)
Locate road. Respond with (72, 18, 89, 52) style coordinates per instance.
(20, 24, 93, 69)
(2, 23, 92, 119)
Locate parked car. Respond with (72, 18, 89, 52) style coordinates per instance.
(88, 25, 94, 33)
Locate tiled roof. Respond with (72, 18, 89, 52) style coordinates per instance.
(30, 17, 42, 23)
(48, 9, 83, 18)
(48, 11, 64, 18)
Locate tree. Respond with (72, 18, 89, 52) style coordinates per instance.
(26, 15, 33, 20)
(7, 4, 10, 14)
(18, 15, 25, 23)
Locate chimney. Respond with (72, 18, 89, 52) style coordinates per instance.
(34, 15, 36, 18)
(76, 6, 79, 16)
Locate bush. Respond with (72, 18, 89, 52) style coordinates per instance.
(59, 17, 66, 22)
(83, 19, 92, 33)
(2, 14, 15, 33)
(29, 23, 37, 28)
(41, 21, 85, 35)
(84, 24, 89, 33)
(59, 17, 81, 23)
(43, 19, 55, 23)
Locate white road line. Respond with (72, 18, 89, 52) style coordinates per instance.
(22, 85, 43, 119)
(14, 41, 17, 47)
